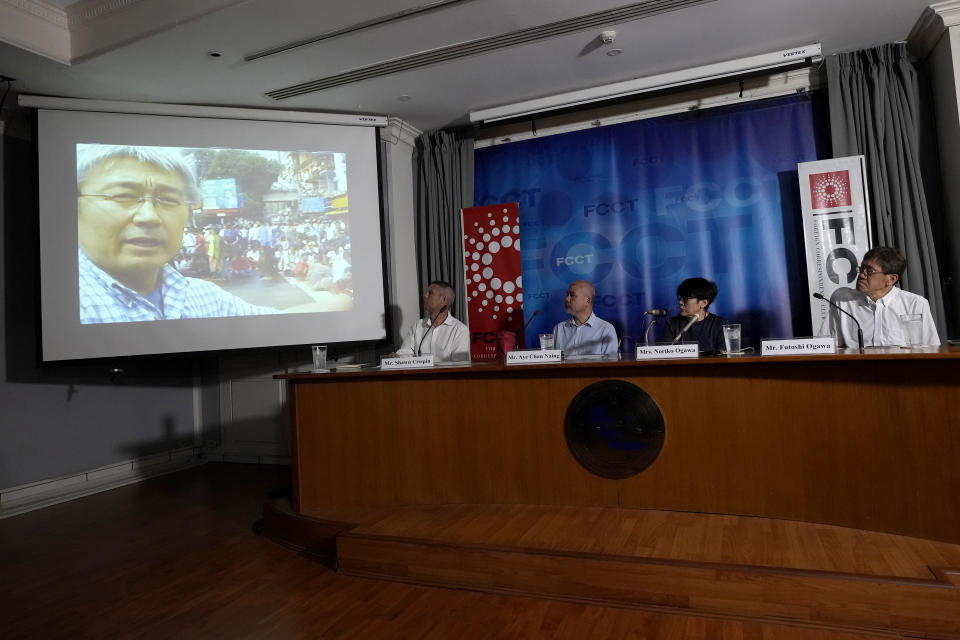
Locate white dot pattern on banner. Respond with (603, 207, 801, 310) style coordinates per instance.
(461, 207, 526, 340)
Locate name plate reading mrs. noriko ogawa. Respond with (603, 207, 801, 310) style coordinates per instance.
(635, 344, 699, 360)
(761, 337, 836, 356)
(380, 354, 435, 370)
(506, 349, 562, 364)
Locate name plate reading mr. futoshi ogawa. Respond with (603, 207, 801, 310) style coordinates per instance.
(761, 337, 836, 356)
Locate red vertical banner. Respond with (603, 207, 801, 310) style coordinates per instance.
(461, 203, 524, 361)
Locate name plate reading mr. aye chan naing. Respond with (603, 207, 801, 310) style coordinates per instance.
(506, 349, 562, 364)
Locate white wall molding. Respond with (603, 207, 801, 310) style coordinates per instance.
(909, 1, 960, 59)
(66, 0, 149, 26)
(0, 446, 204, 519)
(382, 117, 422, 148)
(0, 0, 71, 63)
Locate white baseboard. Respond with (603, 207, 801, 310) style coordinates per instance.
(0, 446, 205, 519)
(202, 452, 291, 465)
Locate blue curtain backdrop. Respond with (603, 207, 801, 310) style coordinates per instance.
(474, 93, 831, 349)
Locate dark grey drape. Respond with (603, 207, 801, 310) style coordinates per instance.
(413, 130, 474, 317)
(827, 43, 946, 339)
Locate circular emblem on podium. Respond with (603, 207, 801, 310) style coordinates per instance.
(564, 380, 665, 479)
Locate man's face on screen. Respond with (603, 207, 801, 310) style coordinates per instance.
(78, 157, 191, 293)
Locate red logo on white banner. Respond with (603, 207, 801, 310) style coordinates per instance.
(809, 170, 852, 209)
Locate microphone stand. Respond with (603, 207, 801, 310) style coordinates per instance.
(813, 292, 863, 351)
(672, 314, 699, 344)
(643, 316, 659, 346)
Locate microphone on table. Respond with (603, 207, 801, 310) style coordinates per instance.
(642, 309, 668, 345)
(812, 292, 863, 351)
(417, 304, 448, 356)
(672, 314, 699, 344)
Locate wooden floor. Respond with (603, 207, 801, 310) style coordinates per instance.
(0, 463, 935, 639)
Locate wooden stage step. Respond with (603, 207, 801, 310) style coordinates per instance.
(322, 504, 960, 638)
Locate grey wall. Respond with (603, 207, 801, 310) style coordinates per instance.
(0, 122, 199, 488)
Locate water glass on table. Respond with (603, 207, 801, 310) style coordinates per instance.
(722, 324, 741, 354)
(312, 345, 328, 370)
(899, 314, 923, 347)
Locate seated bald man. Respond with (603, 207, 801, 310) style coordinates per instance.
(551, 279, 618, 356)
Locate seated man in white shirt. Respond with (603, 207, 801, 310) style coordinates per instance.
(552, 279, 618, 356)
(819, 246, 940, 347)
(393, 280, 470, 362)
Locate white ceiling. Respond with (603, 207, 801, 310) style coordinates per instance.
(0, 0, 944, 132)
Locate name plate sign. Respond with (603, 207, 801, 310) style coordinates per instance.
(380, 355, 435, 370)
(636, 344, 699, 360)
(506, 349, 562, 364)
(761, 337, 836, 356)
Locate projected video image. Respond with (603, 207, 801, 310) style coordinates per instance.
(76, 144, 353, 324)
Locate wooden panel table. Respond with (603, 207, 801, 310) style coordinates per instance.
(276, 347, 960, 544)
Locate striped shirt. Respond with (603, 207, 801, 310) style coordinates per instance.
(79, 250, 276, 324)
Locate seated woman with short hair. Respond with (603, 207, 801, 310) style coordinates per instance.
(660, 277, 727, 353)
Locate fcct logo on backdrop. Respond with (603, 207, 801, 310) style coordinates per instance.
(808, 170, 852, 209)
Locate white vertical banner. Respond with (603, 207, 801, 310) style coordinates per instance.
(798, 156, 872, 334)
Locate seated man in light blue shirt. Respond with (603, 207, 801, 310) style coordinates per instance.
(552, 280, 618, 356)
